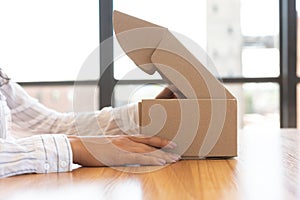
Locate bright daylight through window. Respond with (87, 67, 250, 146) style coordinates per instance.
(0, 0, 99, 112)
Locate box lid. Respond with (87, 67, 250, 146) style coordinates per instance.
(113, 10, 235, 99)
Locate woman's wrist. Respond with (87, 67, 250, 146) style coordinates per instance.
(67, 135, 104, 167)
(67, 136, 82, 164)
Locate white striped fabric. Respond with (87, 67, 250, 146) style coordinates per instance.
(0, 97, 9, 139)
(0, 134, 72, 177)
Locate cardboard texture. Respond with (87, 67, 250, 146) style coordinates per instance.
(113, 10, 237, 158)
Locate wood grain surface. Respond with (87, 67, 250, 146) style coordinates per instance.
(1, 129, 300, 200)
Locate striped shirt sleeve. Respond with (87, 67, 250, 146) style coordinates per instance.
(0, 81, 78, 135)
(0, 134, 72, 178)
(1, 81, 139, 136)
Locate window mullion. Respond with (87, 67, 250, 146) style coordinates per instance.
(279, 0, 297, 128)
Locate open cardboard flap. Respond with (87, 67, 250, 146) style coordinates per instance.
(113, 10, 237, 158)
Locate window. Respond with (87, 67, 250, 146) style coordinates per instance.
(1, 1, 297, 128)
(0, 0, 99, 112)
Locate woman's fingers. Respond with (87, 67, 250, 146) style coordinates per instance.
(143, 149, 181, 163)
(128, 135, 177, 149)
(126, 151, 180, 166)
(127, 153, 167, 166)
(129, 141, 181, 163)
(111, 136, 181, 164)
(112, 137, 156, 153)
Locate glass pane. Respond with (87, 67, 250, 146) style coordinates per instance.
(225, 83, 279, 129)
(22, 85, 99, 112)
(210, 0, 279, 78)
(0, 0, 99, 82)
(242, 48, 279, 77)
(23, 85, 74, 112)
(113, 83, 166, 107)
(113, 0, 279, 80)
(113, 83, 280, 129)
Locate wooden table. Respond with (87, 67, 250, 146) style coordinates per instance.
(1, 129, 300, 200)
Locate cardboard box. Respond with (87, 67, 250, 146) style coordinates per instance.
(113, 11, 237, 158)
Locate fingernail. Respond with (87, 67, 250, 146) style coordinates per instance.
(170, 154, 181, 161)
(166, 141, 177, 149)
(158, 158, 166, 166)
(168, 159, 177, 163)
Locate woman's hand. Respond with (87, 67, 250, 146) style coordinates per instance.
(155, 87, 177, 99)
(68, 135, 180, 167)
